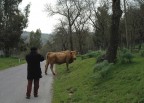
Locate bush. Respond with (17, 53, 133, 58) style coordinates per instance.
(81, 51, 104, 60)
(0, 55, 5, 58)
(81, 55, 89, 60)
(119, 48, 134, 63)
(140, 50, 144, 57)
(96, 54, 106, 63)
(93, 60, 114, 79)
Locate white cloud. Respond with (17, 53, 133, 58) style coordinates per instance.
(19, 0, 59, 34)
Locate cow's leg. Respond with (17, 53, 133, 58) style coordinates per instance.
(50, 64, 56, 75)
(66, 63, 69, 71)
(45, 61, 49, 75)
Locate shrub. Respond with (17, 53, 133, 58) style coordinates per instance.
(81, 55, 89, 60)
(119, 48, 134, 63)
(140, 50, 144, 57)
(96, 54, 106, 63)
(81, 51, 104, 60)
(0, 55, 5, 58)
(93, 60, 114, 79)
(138, 98, 144, 103)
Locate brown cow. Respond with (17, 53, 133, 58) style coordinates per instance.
(45, 50, 77, 75)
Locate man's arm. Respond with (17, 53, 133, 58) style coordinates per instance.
(39, 55, 44, 62)
(25, 55, 29, 62)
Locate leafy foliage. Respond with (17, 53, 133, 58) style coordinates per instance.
(118, 48, 134, 63)
(29, 29, 42, 48)
(93, 60, 113, 79)
(81, 50, 104, 60)
(0, 0, 30, 56)
(140, 50, 144, 57)
(92, 3, 111, 50)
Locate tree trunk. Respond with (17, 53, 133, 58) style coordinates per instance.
(138, 33, 143, 51)
(123, 0, 129, 48)
(78, 38, 83, 54)
(4, 48, 10, 57)
(69, 25, 73, 51)
(106, 0, 122, 63)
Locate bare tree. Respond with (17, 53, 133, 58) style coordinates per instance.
(54, 20, 69, 50)
(85, 0, 111, 50)
(86, 0, 99, 31)
(74, 12, 89, 54)
(46, 0, 84, 50)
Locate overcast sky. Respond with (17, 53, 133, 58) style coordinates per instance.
(19, 0, 59, 34)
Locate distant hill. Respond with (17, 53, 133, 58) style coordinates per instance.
(21, 31, 51, 45)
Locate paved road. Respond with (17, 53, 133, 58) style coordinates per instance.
(0, 61, 53, 103)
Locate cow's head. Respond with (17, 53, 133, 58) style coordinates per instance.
(71, 51, 77, 60)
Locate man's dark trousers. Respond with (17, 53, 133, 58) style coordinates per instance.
(26, 79, 39, 97)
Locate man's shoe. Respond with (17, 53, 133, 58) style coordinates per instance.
(26, 96, 30, 99)
(34, 95, 38, 97)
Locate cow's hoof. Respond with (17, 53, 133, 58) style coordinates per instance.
(45, 73, 48, 75)
(53, 73, 56, 75)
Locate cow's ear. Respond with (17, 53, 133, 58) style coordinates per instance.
(70, 51, 73, 55)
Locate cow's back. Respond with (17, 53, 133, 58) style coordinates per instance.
(47, 52, 68, 64)
(46, 50, 76, 65)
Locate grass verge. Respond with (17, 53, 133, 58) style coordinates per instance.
(52, 56, 144, 103)
(0, 57, 25, 70)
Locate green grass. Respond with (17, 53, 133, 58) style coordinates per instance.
(53, 58, 96, 103)
(52, 56, 144, 103)
(0, 57, 25, 70)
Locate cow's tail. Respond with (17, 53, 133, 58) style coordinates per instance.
(45, 52, 51, 61)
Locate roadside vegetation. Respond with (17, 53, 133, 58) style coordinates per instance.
(0, 57, 25, 70)
(52, 50, 144, 103)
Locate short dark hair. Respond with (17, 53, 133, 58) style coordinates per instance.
(30, 47, 37, 51)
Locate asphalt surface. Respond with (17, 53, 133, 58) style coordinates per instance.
(0, 61, 53, 103)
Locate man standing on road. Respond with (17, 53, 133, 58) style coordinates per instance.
(25, 47, 44, 99)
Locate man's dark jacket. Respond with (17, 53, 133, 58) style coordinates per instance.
(26, 51, 44, 79)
